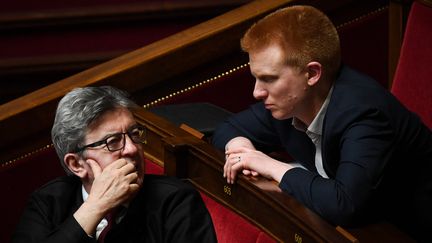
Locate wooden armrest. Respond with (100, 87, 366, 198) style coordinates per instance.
(336, 226, 359, 243)
(180, 124, 205, 140)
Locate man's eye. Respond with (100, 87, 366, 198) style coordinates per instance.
(261, 76, 277, 83)
(106, 135, 122, 146)
(130, 128, 143, 137)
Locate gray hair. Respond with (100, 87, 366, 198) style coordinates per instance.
(51, 86, 139, 175)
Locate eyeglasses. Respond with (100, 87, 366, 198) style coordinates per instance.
(74, 125, 147, 153)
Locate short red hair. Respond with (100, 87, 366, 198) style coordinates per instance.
(241, 5, 341, 82)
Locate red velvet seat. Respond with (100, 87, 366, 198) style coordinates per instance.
(391, 0, 432, 128)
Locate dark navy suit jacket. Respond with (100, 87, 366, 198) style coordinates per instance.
(213, 66, 432, 240)
(12, 175, 216, 243)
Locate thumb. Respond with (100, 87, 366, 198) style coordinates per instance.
(86, 159, 102, 178)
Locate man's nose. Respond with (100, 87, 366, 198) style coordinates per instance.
(253, 81, 267, 100)
(122, 134, 139, 155)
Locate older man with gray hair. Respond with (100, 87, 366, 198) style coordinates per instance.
(13, 86, 216, 243)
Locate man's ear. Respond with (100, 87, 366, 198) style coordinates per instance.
(306, 61, 322, 86)
(64, 153, 88, 179)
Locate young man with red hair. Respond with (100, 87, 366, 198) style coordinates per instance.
(213, 5, 432, 242)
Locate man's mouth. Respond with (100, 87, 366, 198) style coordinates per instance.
(264, 103, 274, 109)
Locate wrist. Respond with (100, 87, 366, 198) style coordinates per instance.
(73, 201, 106, 236)
(80, 200, 107, 219)
(271, 162, 293, 183)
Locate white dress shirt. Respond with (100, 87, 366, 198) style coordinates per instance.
(292, 86, 334, 178)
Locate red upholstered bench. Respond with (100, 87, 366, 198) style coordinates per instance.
(0, 145, 275, 243)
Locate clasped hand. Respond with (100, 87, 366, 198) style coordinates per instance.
(224, 147, 279, 184)
(224, 136, 293, 184)
(73, 158, 140, 236)
(86, 158, 140, 213)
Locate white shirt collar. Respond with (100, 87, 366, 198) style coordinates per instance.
(292, 85, 334, 135)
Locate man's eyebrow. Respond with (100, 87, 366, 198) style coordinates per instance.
(99, 132, 120, 141)
(257, 74, 278, 81)
(127, 124, 140, 131)
(95, 123, 140, 140)
(99, 128, 130, 141)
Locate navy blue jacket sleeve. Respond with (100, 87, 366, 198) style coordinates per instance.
(212, 102, 284, 153)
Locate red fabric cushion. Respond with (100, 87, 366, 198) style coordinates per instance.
(391, 1, 432, 129)
(145, 158, 164, 175)
(200, 192, 276, 243)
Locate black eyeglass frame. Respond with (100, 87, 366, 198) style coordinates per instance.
(73, 125, 147, 153)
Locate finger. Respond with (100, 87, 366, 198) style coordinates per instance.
(224, 159, 230, 182)
(86, 159, 102, 178)
(119, 161, 137, 174)
(225, 155, 234, 184)
(226, 154, 238, 183)
(229, 161, 243, 184)
(251, 171, 259, 177)
(125, 172, 138, 183)
(112, 158, 128, 169)
(224, 158, 232, 179)
(224, 152, 233, 179)
(226, 146, 252, 155)
(129, 184, 140, 194)
(223, 155, 231, 179)
(223, 152, 229, 178)
(242, 169, 251, 175)
(229, 163, 235, 184)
